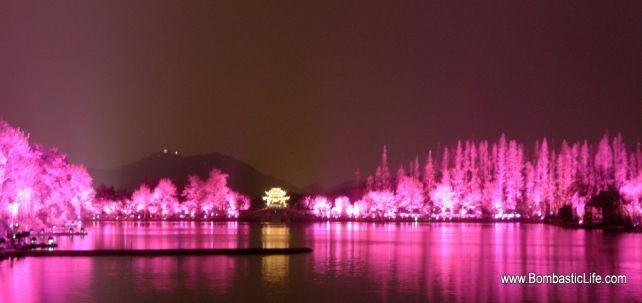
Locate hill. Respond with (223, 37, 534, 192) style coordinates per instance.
(89, 151, 300, 198)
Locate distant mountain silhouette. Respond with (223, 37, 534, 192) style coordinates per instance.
(328, 180, 359, 195)
(299, 179, 363, 200)
(89, 152, 300, 198)
(301, 182, 326, 196)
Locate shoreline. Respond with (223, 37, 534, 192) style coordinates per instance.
(84, 218, 642, 232)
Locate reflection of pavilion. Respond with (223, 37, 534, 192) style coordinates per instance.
(261, 224, 290, 248)
(242, 207, 309, 222)
(261, 224, 290, 284)
(262, 254, 289, 285)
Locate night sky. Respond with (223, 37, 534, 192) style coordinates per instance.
(1, 1, 641, 188)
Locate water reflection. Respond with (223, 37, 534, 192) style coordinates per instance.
(261, 224, 290, 285)
(1, 222, 641, 302)
(302, 222, 642, 302)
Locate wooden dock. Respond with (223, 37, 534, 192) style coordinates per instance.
(0, 247, 312, 259)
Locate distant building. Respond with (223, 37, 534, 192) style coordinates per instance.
(263, 188, 290, 208)
(162, 148, 180, 155)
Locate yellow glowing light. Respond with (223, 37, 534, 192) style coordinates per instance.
(263, 188, 290, 208)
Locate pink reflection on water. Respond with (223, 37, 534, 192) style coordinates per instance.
(304, 222, 642, 302)
(1, 222, 641, 302)
(1, 257, 94, 303)
(52, 221, 251, 250)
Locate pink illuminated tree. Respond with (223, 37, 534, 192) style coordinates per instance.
(613, 134, 629, 187)
(151, 178, 178, 218)
(131, 184, 153, 217)
(180, 168, 249, 218)
(411, 156, 421, 180)
(382, 146, 392, 190)
(555, 141, 575, 210)
(430, 183, 455, 215)
(595, 135, 613, 191)
(423, 150, 436, 193)
(451, 141, 465, 207)
(296, 133, 642, 222)
(532, 139, 552, 215)
(4, 119, 642, 225)
(395, 173, 424, 213)
(478, 140, 494, 211)
(182, 175, 205, 217)
(440, 147, 451, 186)
(0, 120, 96, 230)
(504, 140, 522, 211)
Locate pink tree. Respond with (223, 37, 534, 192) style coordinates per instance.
(595, 134, 614, 191)
(411, 156, 421, 180)
(504, 140, 523, 211)
(478, 141, 494, 212)
(182, 175, 205, 217)
(461, 141, 482, 214)
(395, 174, 424, 213)
(440, 147, 451, 187)
(304, 196, 332, 217)
(381, 146, 391, 190)
(577, 141, 593, 194)
(65, 164, 96, 220)
(554, 141, 573, 210)
(451, 141, 465, 209)
(0, 120, 95, 230)
(523, 161, 536, 215)
(131, 184, 152, 218)
(192, 168, 249, 218)
(422, 150, 436, 211)
(430, 183, 455, 215)
(296, 135, 642, 222)
(613, 134, 629, 187)
(151, 178, 178, 218)
(362, 190, 396, 218)
(492, 135, 507, 213)
(532, 139, 552, 216)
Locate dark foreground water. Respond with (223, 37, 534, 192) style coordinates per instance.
(1, 222, 641, 302)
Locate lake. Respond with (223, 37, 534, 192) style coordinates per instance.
(1, 222, 641, 302)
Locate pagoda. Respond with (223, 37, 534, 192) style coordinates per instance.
(263, 188, 290, 208)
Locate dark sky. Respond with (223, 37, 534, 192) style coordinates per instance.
(1, 1, 641, 188)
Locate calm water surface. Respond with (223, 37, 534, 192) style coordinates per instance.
(1, 222, 641, 302)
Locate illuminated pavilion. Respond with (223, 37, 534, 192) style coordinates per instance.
(263, 188, 290, 208)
